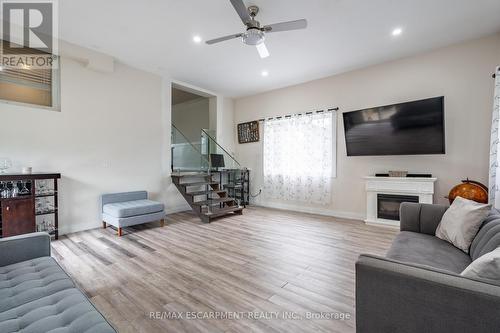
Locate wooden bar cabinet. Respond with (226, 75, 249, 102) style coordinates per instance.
(0, 173, 61, 239)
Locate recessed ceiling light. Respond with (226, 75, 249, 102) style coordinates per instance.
(0, 66, 3, 71)
(193, 35, 202, 43)
(261, 70, 269, 77)
(392, 27, 403, 36)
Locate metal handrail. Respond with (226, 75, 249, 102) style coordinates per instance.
(201, 128, 241, 167)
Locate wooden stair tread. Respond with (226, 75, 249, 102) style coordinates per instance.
(186, 190, 226, 196)
(202, 205, 243, 217)
(171, 173, 243, 222)
(193, 197, 235, 206)
(180, 181, 219, 187)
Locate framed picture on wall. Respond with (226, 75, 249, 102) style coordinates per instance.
(238, 121, 260, 144)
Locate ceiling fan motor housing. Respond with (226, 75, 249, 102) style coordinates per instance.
(248, 5, 259, 17)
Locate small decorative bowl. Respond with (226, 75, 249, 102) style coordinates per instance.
(388, 170, 408, 177)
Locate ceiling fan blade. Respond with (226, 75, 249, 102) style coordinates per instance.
(256, 43, 269, 58)
(263, 19, 308, 33)
(230, 0, 252, 25)
(205, 33, 243, 45)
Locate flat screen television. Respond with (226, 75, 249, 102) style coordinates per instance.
(343, 96, 445, 156)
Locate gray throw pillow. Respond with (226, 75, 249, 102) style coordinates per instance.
(435, 196, 491, 253)
(461, 247, 500, 284)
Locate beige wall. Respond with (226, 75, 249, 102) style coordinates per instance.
(0, 47, 166, 234)
(234, 33, 500, 220)
(219, 97, 236, 156)
(172, 97, 209, 143)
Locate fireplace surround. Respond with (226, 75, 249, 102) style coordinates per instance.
(365, 176, 437, 227)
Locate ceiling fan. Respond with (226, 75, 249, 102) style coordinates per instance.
(205, 0, 307, 58)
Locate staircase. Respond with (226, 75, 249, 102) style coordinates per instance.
(171, 125, 245, 222)
(171, 172, 243, 223)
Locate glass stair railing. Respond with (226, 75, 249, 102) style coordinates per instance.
(171, 124, 210, 173)
(171, 125, 242, 173)
(201, 128, 241, 171)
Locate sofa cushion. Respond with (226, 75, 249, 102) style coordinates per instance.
(103, 210, 166, 228)
(470, 209, 500, 261)
(386, 231, 472, 273)
(102, 199, 164, 218)
(461, 247, 500, 285)
(435, 196, 491, 253)
(0, 257, 115, 332)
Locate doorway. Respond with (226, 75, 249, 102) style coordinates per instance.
(171, 84, 217, 171)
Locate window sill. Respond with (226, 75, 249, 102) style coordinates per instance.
(0, 98, 60, 112)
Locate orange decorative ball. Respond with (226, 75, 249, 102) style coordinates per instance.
(447, 179, 488, 204)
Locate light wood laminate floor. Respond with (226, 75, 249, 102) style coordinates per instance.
(51, 207, 397, 333)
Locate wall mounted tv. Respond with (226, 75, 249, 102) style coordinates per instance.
(343, 96, 445, 156)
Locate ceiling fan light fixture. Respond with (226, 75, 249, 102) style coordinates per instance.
(256, 43, 269, 58)
(242, 29, 265, 45)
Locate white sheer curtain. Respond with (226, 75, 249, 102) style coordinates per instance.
(263, 112, 335, 205)
(489, 66, 500, 207)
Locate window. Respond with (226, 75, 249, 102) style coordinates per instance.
(263, 111, 336, 204)
(0, 41, 60, 110)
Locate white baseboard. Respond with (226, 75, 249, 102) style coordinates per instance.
(166, 203, 191, 214)
(59, 202, 364, 235)
(59, 222, 101, 236)
(255, 202, 365, 221)
(59, 203, 191, 236)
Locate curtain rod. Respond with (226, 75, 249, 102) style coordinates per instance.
(257, 107, 339, 122)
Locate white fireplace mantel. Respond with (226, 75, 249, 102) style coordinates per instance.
(364, 176, 437, 227)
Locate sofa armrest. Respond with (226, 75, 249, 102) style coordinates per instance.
(356, 254, 500, 333)
(0, 232, 51, 267)
(400, 202, 448, 235)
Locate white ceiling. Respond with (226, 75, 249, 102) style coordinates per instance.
(60, 0, 500, 97)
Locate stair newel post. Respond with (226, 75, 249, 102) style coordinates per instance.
(207, 164, 212, 214)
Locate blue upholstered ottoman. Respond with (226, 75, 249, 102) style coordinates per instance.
(101, 191, 165, 236)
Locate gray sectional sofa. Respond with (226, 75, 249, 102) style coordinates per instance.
(0, 232, 116, 333)
(356, 202, 500, 333)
